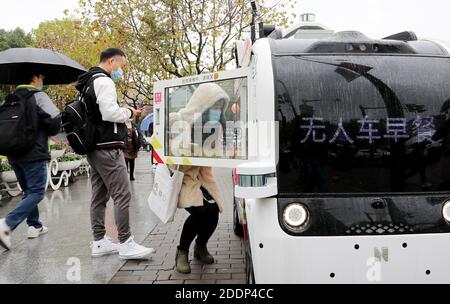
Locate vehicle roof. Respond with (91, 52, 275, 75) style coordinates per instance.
(268, 31, 449, 56)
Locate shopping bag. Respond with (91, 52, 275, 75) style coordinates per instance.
(148, 164, 184, 224)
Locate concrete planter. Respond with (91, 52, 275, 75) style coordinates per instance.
(57, 160, 82, 172)
(0, 170, 17, 183)
(51, 150, 66, 160)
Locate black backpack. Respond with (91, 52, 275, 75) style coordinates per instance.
(62, 74, 105, 155)
(0, 89, 39, 156)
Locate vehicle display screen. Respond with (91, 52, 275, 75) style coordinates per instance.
(275, 55, 450, 194)
(164, 77, 248, 160)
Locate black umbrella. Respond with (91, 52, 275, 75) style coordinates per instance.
(0, 48, 87, 85)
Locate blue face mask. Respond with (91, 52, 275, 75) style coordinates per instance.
(36, 84, 44, 91)
(111, 68, 123, 81)
(208, 109, 222, 123)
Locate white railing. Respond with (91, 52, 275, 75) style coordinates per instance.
(0, 150, 90, 200)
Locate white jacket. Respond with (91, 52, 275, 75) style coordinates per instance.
(93, 75, 131, 123)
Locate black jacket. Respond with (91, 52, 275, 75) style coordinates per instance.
(127, 122, 146, 152)
(8, 87, 61, 164)
(75, 67, 128, 150)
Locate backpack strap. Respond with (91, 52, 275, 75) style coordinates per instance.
(79, 73, 108, 97)
(19, 88, 40, 100)
(78, 73, 108, 123)
(5, 88, 40, 105)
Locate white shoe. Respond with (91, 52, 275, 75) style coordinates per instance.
(27, 226, 49, 239)
(91, 237, 120, 258)
(0, 219, 12, 250)
(119, 236, 155, 260)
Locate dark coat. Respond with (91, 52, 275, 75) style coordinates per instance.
(8, 87, 61, 164)
(124, 122, 146, 159)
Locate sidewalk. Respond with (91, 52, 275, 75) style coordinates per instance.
(110, 167, 246, 284)
(0, 152, 158, 283)
(0, 152, 245, 284)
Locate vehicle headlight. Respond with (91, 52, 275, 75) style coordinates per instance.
(443, 201, 450, 222)
(283, 203, 310, 229)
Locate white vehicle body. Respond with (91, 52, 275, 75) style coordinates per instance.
(154, 18, 450, 284)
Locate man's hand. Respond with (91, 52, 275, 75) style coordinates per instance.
(128, 107, 142, 119)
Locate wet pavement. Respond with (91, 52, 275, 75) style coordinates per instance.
(110, 166, 246, 284)
(0, 152, 159, 284)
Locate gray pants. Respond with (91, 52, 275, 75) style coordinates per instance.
(87, 149, 132, 243)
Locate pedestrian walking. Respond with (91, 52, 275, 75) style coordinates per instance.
(0, 71, 61, 250)
(75, 48, 154, 260)
(124, 119, 146, 181)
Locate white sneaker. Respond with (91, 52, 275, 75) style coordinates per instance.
(0, 219, 11, 250)
(91, 237, 120, 258)
(27, 226, 49, 239)
(119, 236, 155, 260)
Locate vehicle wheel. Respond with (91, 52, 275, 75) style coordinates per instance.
(245, 239, 255, 284)
(233, 201, 244, 238)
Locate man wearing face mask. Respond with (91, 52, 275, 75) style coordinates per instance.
(0, 71, 61, 250)
(75, 48, 154, 260)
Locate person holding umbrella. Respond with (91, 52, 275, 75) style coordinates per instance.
(0, 48, 87, 250)
(0, 70, 61, 250)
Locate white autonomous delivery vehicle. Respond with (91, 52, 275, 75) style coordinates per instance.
(153, 14, 450, 283)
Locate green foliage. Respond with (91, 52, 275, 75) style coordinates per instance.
(0, 162, 12, 172)
(50, 144, 65, 151)
(0, 27, 34, 100)
(78, 0, 297, 79)
(33, 18, 108, 110)
(57, 154, 83, 162)
(0, 87, 11, 101)
(0, 27, 33, 51)
(34, 0, 296, 108)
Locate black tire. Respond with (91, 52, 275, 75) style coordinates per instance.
(233, 201, 244, 238)
(245, 238, 256, 284)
